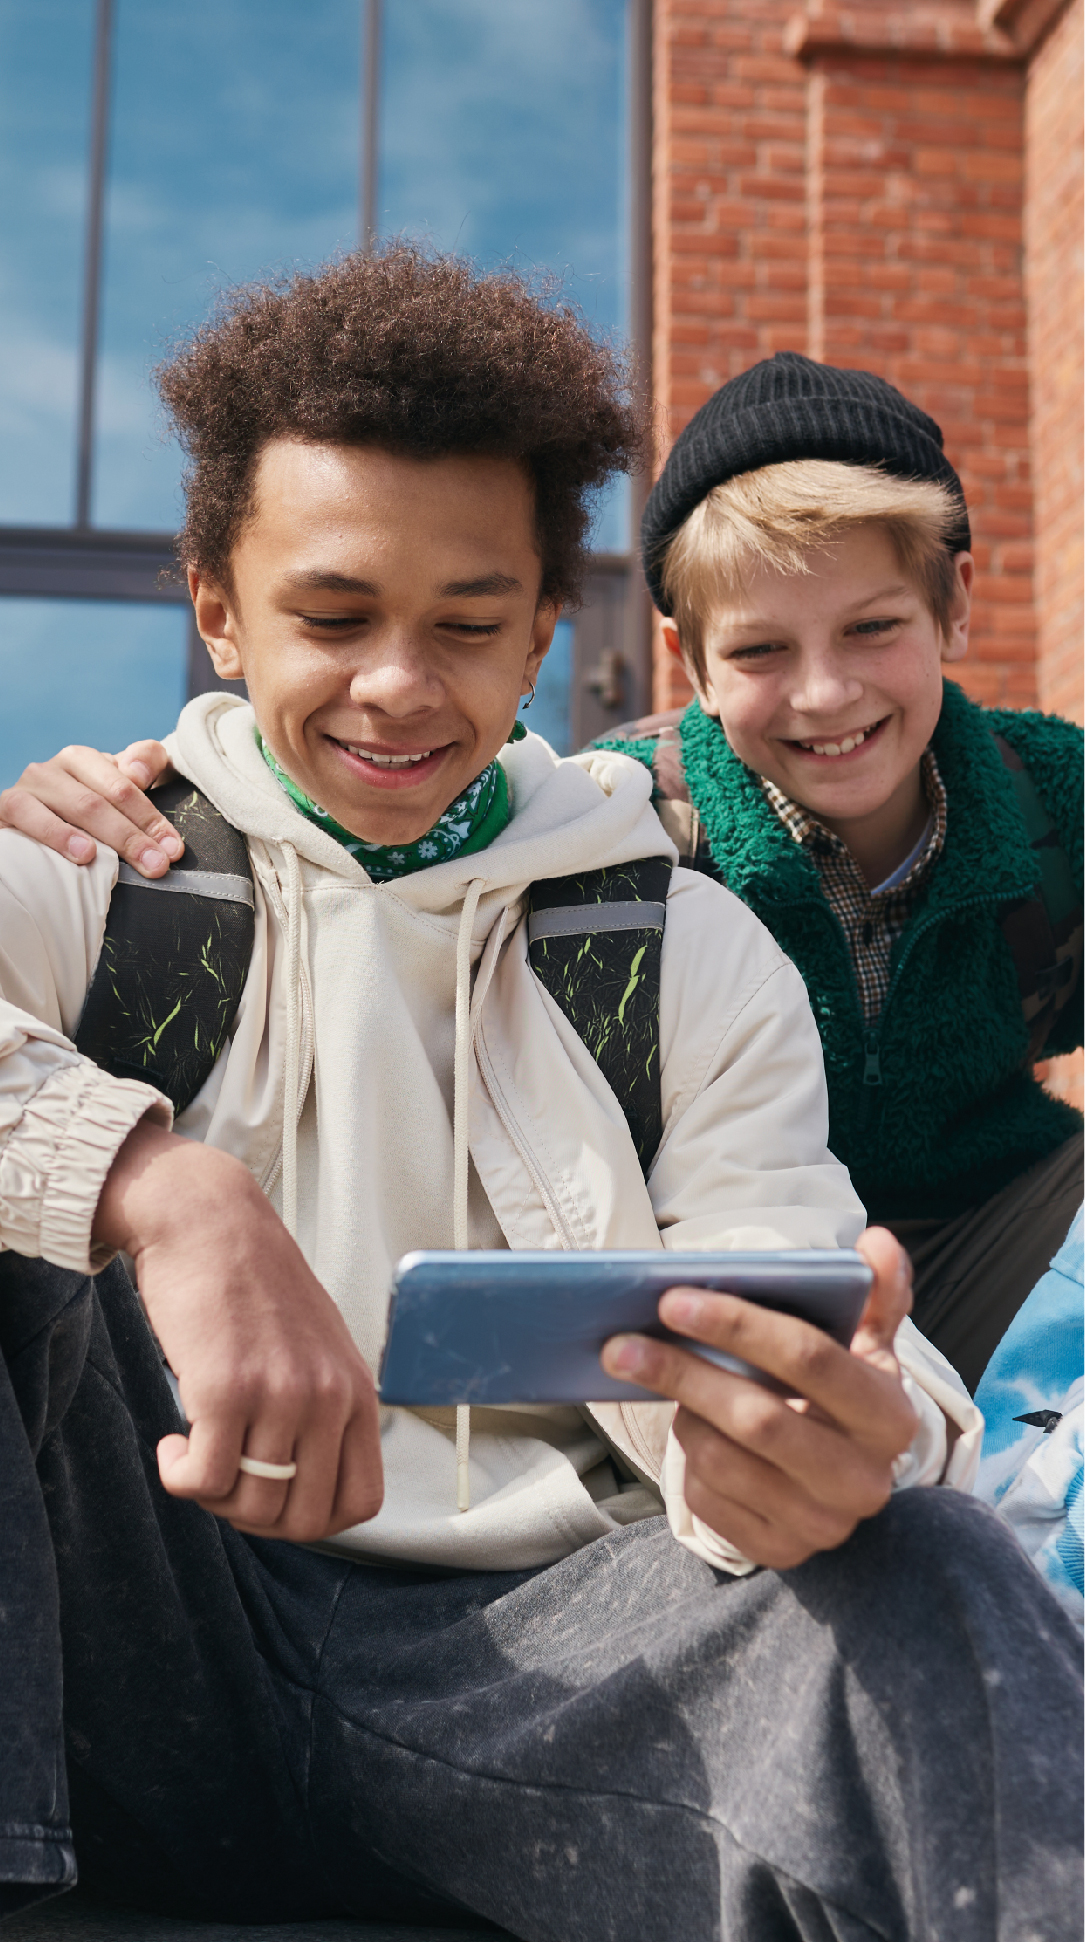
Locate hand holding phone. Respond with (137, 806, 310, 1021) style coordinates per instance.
(378, 1249, 873, 1406)
(602, 1226, 919, 1574)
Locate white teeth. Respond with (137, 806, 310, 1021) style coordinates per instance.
(345, 746, 431, 768)
(800, 724, 876, 757)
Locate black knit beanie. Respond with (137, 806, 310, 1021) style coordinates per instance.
(641, 351, 971, 614)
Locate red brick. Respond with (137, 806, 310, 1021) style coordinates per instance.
(652, 0, 1079, 724)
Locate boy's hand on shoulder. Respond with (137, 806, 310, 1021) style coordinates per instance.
(601, 1228, 917, 1572)
(94, 1118, 384, 1542)
(0, 740, 180, 876)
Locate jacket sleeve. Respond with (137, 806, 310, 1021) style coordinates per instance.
(0, 832, 172, 1273)
(646, 869, 983, 1573)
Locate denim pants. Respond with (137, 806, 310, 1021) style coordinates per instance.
(1, 1252, 1081, 1942)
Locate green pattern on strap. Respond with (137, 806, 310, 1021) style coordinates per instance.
(75, 780, 255, 1115)
(528, 858, 672, 1173)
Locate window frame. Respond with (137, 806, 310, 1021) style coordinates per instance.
(0, 0, 653, 745)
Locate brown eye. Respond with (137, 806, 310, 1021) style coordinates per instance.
(852, 618, 901, 638)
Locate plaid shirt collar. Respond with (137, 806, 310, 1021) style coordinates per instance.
(759, 750, 948, 1024)
(760, 748, 947, 891)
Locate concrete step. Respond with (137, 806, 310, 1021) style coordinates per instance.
(4, 1891, 513, 1942)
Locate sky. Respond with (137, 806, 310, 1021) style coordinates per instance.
(0, 0, 631, 771)
(0, 598, 187, 788)
(0, 0, 630, 541)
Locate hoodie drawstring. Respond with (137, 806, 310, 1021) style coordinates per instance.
(276, 846, 482, 1513)
(281, 841, 303, 1241)
(454, 877, 485, 1511)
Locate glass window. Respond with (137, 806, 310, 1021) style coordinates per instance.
(0, 0, 95, 524)
(524, 618, 573, 756)
(92, 0, 362, 529)
(378, 0, 632, 552)
(0, 600, 187, 787)
(0, 0, 644, 745)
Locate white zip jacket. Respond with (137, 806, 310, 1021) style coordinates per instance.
(0, 695, 981, 1572)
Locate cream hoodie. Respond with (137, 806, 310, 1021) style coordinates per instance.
(0, 695, 981, 1572)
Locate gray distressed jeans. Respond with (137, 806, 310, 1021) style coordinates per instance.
(1, 1252, 1082, 1941)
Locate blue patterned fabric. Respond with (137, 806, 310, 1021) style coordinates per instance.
(974, 1207, 1084, 1626)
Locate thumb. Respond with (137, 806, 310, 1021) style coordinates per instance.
(851, 1226, 912, 1363)
(116, 739, 173, 790)
(157, 1432, 194, 1488)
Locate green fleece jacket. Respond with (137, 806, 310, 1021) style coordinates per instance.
(605, 680, 1083, 1221)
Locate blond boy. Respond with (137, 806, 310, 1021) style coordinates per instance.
(614, 353, 1082, 1393)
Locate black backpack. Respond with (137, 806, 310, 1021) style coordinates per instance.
(606, 709, 1082, 1066)
(74, 778, 672, 1175)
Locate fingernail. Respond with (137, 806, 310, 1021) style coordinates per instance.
(68, 834, 93, 861)
(665, 1292, 700, 1326)
(140, 847, 168, 872)
(604, 1335, 647, 1375)
(129, 760, 152, 786)
(160, 833, 183, 858)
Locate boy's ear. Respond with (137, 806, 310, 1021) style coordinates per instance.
(189, 568, 246, 681)
(662, 619, 720, 717)
(940, 552, 974, 665)
(523, 600, 560, 690)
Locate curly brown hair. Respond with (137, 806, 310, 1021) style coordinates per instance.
(156, 244, 645, 607)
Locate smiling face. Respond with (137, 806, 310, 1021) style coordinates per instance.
(190, 440, 557, 847)
(684, 524, 972, 878)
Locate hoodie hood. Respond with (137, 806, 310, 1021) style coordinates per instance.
(168, 694, 676, 916)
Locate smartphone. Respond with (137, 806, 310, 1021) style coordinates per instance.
(377, 1249, 873, 1406)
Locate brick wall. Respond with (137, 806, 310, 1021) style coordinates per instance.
(807, 39, 1034, 711)
(1026, 0, 1084, 726)
(651, 0, 809, 712)
(651, 0, 1081, 723)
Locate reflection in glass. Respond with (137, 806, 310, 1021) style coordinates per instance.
(379, 0, 631, 552)
(522, 618, 573, 757)
(0, 600, 187, 787)
(0, 0, 94, 524)
(92, 0, 361, 530)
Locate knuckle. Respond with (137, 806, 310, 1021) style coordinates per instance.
(731, 1390, 785, 1452)
(106, 774, 137, 810)
(790, 1331, 834, 1390)
(71, 784, 106, 824)
(312, 1358, 351, 1405)
(264, 1366, 306, 1414)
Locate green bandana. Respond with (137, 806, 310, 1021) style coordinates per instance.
(256, 732, 511, 881)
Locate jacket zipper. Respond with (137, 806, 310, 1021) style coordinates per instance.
(858, 891, 998, 1120)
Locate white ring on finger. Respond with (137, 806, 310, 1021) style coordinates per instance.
(237, 1454, 297, 1481)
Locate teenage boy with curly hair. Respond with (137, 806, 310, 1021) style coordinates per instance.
(0, 256, 1079, 1940)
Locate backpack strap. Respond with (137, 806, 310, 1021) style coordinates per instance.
(75, 778, 255, 1115)
(991, 734, 1082, 1064)
(603, 708, 719, 874)
(527, 856, 672, 1173)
